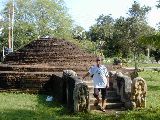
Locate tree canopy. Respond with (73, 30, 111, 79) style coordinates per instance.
(87, 1, 155, 58)
(0, 0, 159, 62)
(0, 0, 72, 50)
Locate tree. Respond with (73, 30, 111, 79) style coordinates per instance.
(88, 14, 114, 56)
(126, 1, 152, 69)
(112, 17, 131, 57)
(151, 49, 160, 63)
(142, 1, 160, 62)
(140, 33, 160, 49)
(156, 0, 160, 8)
(89, 14, 114, 42)
(0, 0, 73, 51)
(72, 25, 86, 40)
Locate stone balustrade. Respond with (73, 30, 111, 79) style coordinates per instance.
(62, 70, 90, 112)
(109, 71, 147, 109)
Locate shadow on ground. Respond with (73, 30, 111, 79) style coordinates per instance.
(148, 85, 160, 91)
(0, 95, 75, 120)
(0, 109, 56, 120)
(117, 109, 160, 120)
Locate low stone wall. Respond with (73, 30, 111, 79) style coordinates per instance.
(0, 72, 51, 92)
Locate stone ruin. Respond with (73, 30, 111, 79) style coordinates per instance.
(0, 37, 95, 112)
(109, 71, 147, 110)
(73, 82, 89, 112)
(63, 70, 90, 112)
(0, 37, 147, 112)
(0, 38, 96, 93)
(131, 77, 147, 108)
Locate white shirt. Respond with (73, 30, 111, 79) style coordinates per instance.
(89, 65, 108, 88)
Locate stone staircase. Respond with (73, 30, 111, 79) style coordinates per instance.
(83, 79, 124, 111)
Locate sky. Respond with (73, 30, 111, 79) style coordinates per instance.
(0, 0, 160, 31)
(64, 0, 160, 30)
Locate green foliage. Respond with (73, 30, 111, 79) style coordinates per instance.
(89, 14, 114, 42)
(72, 25, 86, 40)
(156, 0, 160, 8)
(0, 0, 73, 51)
(128, 1, 151, 20)
(140, 33, 160, 49)
(127, 62, 160, 67)
(88, 2, 155, 58)
(66, 38, 99, 55)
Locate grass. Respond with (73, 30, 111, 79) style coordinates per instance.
(126, 63, 160, 67)
(103, 58, 160, 67)
(0, 70, 159, 120)
(0, 93, 114, 120)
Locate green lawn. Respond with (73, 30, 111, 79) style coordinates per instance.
(126, 63, 160, 67)
(0, 70, 159, 120)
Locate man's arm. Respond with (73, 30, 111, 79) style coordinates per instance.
(82, 72, 90, 79)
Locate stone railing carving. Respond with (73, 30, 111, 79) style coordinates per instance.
(131, 77, 147, 108)
(63, 70, 90, 112)
(73, 82, 90, 112)
(114, 72, 132, 109)
(110, 71, 147, 110)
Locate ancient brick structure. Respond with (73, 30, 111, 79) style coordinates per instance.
(0, 38, 96, 93)
(0, 37, 147, 111)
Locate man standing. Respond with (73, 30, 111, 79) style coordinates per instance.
(82, 57, 109, 112)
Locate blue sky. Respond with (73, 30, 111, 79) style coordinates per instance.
(0, 0, 160, 31)
(64, 0, 160, 30)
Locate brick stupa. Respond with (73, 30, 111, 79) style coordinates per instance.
(0, 38, 96, 93)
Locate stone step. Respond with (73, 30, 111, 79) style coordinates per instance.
(6, 54, 94, 60)
(89, 94, 121, 103)
(7, 47, 90, 54)
(10, 52, 91, 58)
(90, 102, 124, 110)
(0, 71, 61, 76)
(0, 71, 61, 89)
(10, 51, 92, 56)
(24, 41, 80, 47)
(105, 102, 124, 109)
(106, 96, 121, 102)
(106, 90, 118, 98)
(0, 65, 89, 72)
(4, 57, 94, 63)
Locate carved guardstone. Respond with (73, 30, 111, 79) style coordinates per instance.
(63, 70, 89, 112)
(131, 77, 147, 108)
(63, 70, 77, 77)
(73, 82, 90, 112)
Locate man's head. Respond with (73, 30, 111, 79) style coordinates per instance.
(96, 57, 102, 66)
